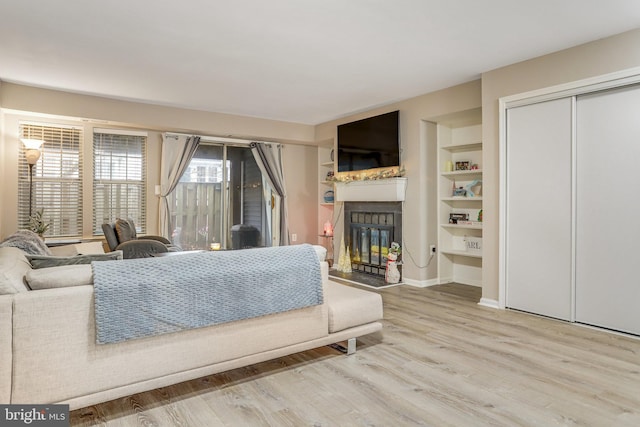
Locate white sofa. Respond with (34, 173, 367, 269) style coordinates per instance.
(0, 245, 383, 410)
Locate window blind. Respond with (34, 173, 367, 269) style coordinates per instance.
(18, 123, 83, 237)
(93, 130, 147, 235)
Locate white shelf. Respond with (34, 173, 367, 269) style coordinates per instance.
(440, 142, 482, 153)
(320, 202, 334, 207)
(335, 178, 407, 202)
(320, 180, 334, 185)
(320, 161, 334, 167)
(441, 249, 483, 259)
(441, 169, 483, 177)
(441, 196, 483, 202)
(441, 223, 483, 230)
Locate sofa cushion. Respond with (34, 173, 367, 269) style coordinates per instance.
(0, 247, 32, 294)
(26, 251, 123, 269)
(0, 275, 17, 295)
(324, 280, 383, 333)
(115, 218, 137, 243)
(26, 264, 93, 290)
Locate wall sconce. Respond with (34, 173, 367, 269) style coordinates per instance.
(21, 138, 44, 217)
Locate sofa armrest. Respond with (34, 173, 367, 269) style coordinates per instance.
(0, 295, 13, 404)
(115, 239, 168, 258)
(138, 235, 171, 245)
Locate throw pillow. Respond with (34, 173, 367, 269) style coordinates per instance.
(48, 244, 78, 257)
(26, 264, 93, 290)
(26, 250, 123, 269)
(115, 218, 137, 243)
(73, 241, 106, 255)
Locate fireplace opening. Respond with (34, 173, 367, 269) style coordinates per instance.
(344, 202, 402, 278)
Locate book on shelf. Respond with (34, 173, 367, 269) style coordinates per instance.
(457, 220, 483, 227)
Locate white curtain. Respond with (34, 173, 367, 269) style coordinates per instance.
(158, 134, 200, 240)
(250, 142, 289, 246)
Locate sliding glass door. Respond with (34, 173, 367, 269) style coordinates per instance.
(168, 143, 273, 250)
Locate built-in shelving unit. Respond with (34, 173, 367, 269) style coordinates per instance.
(318, 147, 335, 263)
(436, 110, 483, 287)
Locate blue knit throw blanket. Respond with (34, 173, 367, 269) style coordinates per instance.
(92, 244, 323, 344)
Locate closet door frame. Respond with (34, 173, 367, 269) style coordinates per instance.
(498, 66, 640, 310)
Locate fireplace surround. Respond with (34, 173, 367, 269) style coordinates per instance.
(344, 201, 402, 278)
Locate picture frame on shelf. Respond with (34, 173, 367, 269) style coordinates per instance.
(449, 213, 469, 224)
(455, 161, 470, 171)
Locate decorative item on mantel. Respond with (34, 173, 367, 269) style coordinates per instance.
(326, 165, 405, 183)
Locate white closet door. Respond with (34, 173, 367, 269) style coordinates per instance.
(576, 84, 640, 335)
(506, 98, 573, 320)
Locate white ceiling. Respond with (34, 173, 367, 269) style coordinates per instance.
(1, 1, 640, 125)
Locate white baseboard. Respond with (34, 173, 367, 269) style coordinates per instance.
(403, 277, 439, 288)
(478, 298, 500, 309)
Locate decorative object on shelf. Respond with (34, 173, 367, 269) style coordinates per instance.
(444, 160, 454, 172)
(28, 208, 51, 238)
(327, 165, 405, 183)
(453, 187, 467, 197)
(385, 242, 402, 284)
(326, 170, 334, 180)
(335, 235, 352, 273)
(455, 161, 470, 171)
(470, 164, 479, 170)
(323, 220, 334, 236)
(478, 209, 483, 222)
(323, 190, 334, 203)
(464, 236, 482, 253)
(457, 220, 483, 227)
(449, 213, 469, 224)
(465, 179, 483, 197)
(330, 149, 334, 161)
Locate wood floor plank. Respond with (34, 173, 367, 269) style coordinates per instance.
(70, 283, 640, 426)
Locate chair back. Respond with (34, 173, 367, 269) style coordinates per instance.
(102, 223, 120, 251)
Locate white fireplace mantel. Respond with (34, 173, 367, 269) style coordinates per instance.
(334, 178, 407, 202)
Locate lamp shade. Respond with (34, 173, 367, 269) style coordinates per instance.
(21, 139, 44, 165)
(21, 139, 44, 150)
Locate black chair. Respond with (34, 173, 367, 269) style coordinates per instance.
(102, 219, 181, 259)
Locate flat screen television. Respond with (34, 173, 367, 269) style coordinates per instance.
(337, 110, 400, 172)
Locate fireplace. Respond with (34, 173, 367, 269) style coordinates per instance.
(344, 202, 402, 277)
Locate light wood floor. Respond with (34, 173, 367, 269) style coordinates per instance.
(71, 283, 640, 426)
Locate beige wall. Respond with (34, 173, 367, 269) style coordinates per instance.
(315, 80, 482, 285)
(481, 27, 640, 302)
(0, 81, 4, 238)
(0, 83, 319, 243)
(282, 143, 319, 243)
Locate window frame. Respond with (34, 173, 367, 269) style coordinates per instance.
(92, 128, 148, 235)
(18, 122, 84, 238)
